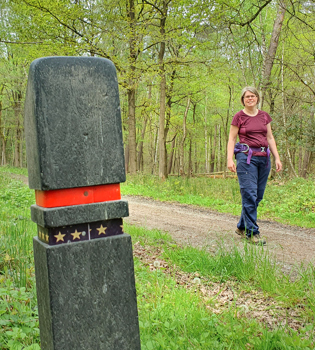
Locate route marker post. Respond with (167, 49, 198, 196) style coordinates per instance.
(24, 57, 141, 350)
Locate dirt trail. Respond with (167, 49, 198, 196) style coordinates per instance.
(123, 195, 315, 270)
(11, 173, 315, 269)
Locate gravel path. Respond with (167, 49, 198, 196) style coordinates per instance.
(11, 173, 315, 270)
(123, 195, 315, 270)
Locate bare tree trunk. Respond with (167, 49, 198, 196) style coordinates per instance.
(210, 127, 216, 173)
(164, 69, 176, 142)
(179, 96, 191, 176)
(281, 46, 297, 177)
(0, 101, 5, 166)
(137, 115, 147, 172)
(301, 151, 311, 178)
(127, 0, 138, 174)
(259, 10, 267, 93)
(194, 142, 198, 174)
(127, 89, 137, 174)
(14, 123, 21, 167)
(188, 138, 192, 178)
(261, 1, 286, 108)
(217, 124, 221, 172)
(152, 128, 159, 175)
(167, 134, 177, 175)
(174, 148, 179, 175)
(204, 97, 209, 173)
(12, 92, 22, 167)
(158, 1, 168, 180)
(124, 144, 129, 173)
(298, 146, 303, 176)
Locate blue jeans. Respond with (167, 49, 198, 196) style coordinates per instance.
(236, 152, 271, 237)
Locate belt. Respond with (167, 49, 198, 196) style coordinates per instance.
(234, 143, 270, 167)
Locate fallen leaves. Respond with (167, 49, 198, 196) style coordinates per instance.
(133, 241, 310, 332)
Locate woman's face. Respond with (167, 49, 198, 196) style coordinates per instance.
(243, 91, 258, 108)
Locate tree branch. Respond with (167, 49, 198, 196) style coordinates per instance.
(228, 0, 273, 27)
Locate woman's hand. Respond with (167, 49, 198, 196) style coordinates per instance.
(266, 124, 283, 173)
(227, 158, 236, 173)
(227, 125, 239, 173)
(275, 158, 282, 172)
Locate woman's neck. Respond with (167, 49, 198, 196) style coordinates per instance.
(243, 106, 258, 116)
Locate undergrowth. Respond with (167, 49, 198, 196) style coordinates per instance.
(129, 224, 315, 349)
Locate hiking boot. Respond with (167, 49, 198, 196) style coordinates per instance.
(235, 228, 246, 237)
(246, 234, 266, 245)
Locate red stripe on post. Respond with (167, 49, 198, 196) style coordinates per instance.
(35, 184, 121, 208)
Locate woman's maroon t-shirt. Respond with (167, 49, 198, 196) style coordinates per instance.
(231, 110, 272, 157)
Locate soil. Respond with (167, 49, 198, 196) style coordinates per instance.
(12, 173, 315, 271)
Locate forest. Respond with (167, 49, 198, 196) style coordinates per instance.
(0, 0, 314, 179)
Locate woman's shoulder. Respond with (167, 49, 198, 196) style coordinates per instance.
(258, 110, 272, 122)
(233, 110, 245, 118)
(231, 110, 246, 127)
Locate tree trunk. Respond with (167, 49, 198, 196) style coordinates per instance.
(137, 116, 148, 172)
(158, 1, 168, 180)
(179, 96, 191, 176)
(152, 128, 159, 175)
(261, 1, 286, 108)
(301, 150, 311, 178)
(281, 46, 297, 177)
(164, 69, 176, 142)
(127, 0, 138, 174)
(210, 128, 216, 173)
(14, 121, 21, 167)
(12, 90, 22, 167)
(127, 89, 137, 174)
(217, 124, 221, 172)
(124, 144, 129, 173)
(188, 138, 192, 178)
(204, 98, 209, 173)
(167, 134, 177, 175)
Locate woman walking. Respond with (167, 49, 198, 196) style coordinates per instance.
(227, 87, 282, 244)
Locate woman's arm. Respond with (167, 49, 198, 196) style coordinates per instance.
(227, 125, 239, 173)
(266, 123, 282, 172)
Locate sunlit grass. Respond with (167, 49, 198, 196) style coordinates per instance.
(129, 223, 315, 349)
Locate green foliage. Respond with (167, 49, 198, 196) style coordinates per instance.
(0, 171, 35, 288)
(0, 281, 39, 350)
(262, 178, 315, 227)
(0, 166, 28, 176)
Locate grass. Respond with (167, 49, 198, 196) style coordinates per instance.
(121, 174, 315, 228)
(0, 170, 39, 350)
(129, 224, 315, 349)
(1, 167, 315, 349)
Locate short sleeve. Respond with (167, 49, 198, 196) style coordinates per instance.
(265, 112, 272, 124)
(231, 111, 242, 128)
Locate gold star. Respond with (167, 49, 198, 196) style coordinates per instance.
(54, 232, 66, 242)
(45, 234, 49, 242)
(71, 229, 82, 240)
(97, 224, 107, 235)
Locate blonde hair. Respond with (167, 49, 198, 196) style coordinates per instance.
(240, 86, 260, 106)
